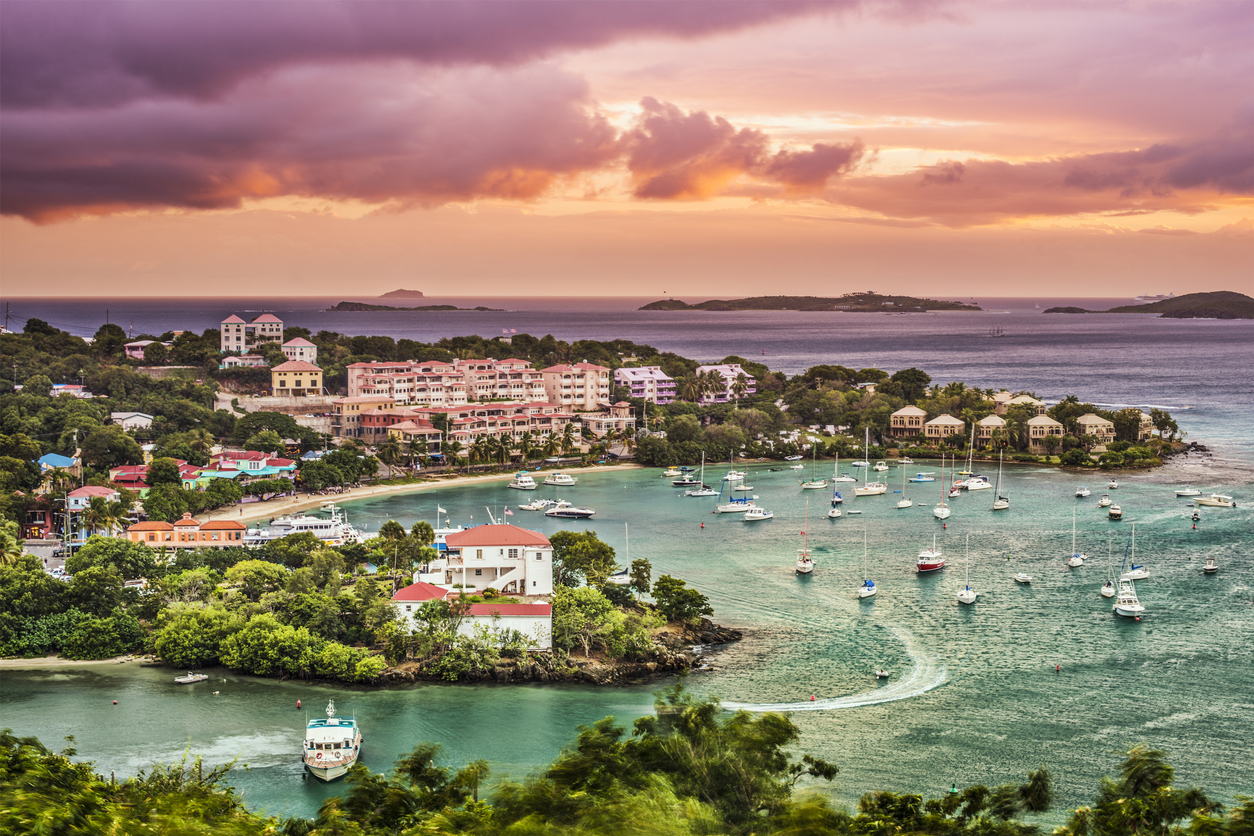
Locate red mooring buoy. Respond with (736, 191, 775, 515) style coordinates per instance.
(112, 700, 117, 705)
(810, 695, 816, 701)
(297, 699, 301, 709)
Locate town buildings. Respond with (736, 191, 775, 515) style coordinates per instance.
(332, 396, 398, 439)
(1026, 415, 1065, 452)
(1076, 413, 1117, 450)
(124, 340, 171, 361)
(924, 414, 966, 440)
(125, 513, 248, 548)
(220, 354, 268, 369)
(579, 402, 638, 438)
(281, 338, 318, 364)
(110, 411, 154, 431)
(614, 366, 676, 404)
(345, 361, 470, 407)
(976, 414, 1006, 442)
(391, 581, 553, 651)
(540, 363, 612, 409)
(220, 314, 283, 354)
(418, 524, 555, 596)
(890, 405, 927, 438)
(694, 363, 756, 404)
(270, 360, 323, 396)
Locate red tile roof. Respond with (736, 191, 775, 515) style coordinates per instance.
(200, 520, 247, 530)
(271, 360, 322, 372)
(467, 603, 552, 617)
(68, 486, 119, 498)
(392, 582, 450, 602)
(253, 314, 282, 323)
(222, 315, 246, 324)
(444, 525, 551, 549)
(283, 338, 315, 346)
(129, 521, 173, 531)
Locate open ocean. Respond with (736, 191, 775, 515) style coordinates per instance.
(2, 294, 1252, 821)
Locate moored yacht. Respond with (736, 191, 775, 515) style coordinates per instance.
(544, 501, 595, 519)
(543, 471, 577, 486)
(917, 534, 945, 573)
(304, 700, 361, 782)
(1195, 494, 1236, 508)
(1075, 486, 1091, 497)
(1203, 557, 1218, 574)
(508, 473, 537, 490)
(743, 507, 773, 521)
(1098, 494, 1112, 507)
(1174, 486, 1201, 497)
(244, 504, 364, 547)
(1112, 579, 1145, 618)
(1108, 504, 1123, 520)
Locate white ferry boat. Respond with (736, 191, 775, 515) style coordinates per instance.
(303, 700, 361, 782)
(243, 504, 364, 547)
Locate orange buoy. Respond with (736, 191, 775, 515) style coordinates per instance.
(112, 700, 117, 704)
(700, 522, 704, 529)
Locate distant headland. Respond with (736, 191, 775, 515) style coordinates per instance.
(378, 289, 425, 299)
(639, 292, 981, 312)
(1043, 291, 1254, 319)
(327, 301, 503, 312)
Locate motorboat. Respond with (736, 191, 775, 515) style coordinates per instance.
(1107, 480, 1119, 490)
(244, 504, 364, 547)
(715, 498, 759, 513)
(1119, 522, 1148, 580)
(508, 473, 537, 490)
(724, 470, 747, 481)
(789, 463, 804, 471)
(743, 507, 774, 521)
(1191, 510, 1200, 522)
(1076, 486, 1091, 497)
(957, 536, 977, 604)
(174, 672, 208, 684)
(519, 498, 556, 511)
(858, 528, 875, 598)
(1175, 486, 1201, 497)
(1112, 579, 1145, 618)
(795, 501, 814, 574)
(1013, 572, 1032, 584)
(1203, 557, 1218, 574)
(909, 473, 936, 482)
(732, 483, 756, 492)
(966, 476, 993, 491)
(1108, 504, 1122, 520)
(1066, 505, 1086, 567)
(303, 700, 361, 782)
(875, 669, 890, 679)
(1098, 494, 1112, 507)
(900, 457, 914, 465)
(544, 501, 595, 519)
(543, 471, 577, 486)
(917, 534, 945, 573)
(873, 461, 889, 472)
(662, 468, 681, 477)
(784, 455, 803, 461)
(1195, 494, 1236, 508)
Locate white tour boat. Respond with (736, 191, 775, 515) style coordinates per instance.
(544, 471, 577, 486)
(1195, 494, 1236, 508)
(508, 473, 538, 490)
(174, 672, 208, 684)
(243, 504, 364, 547)
(304, 700, 361, 782)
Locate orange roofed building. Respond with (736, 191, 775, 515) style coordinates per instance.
(126, 513, 246, 548)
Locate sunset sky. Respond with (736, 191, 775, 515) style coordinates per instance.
(2, 0, 1251, 298)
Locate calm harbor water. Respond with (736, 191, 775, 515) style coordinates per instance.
(2, 295, 1252, 820)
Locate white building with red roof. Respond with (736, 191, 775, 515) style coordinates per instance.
(540, 363, 611, 410)
(220, 313, 284, 354)
(391, 578, 553, 651)
(281, 337, 318, 364)
(415, 524, 554, 596)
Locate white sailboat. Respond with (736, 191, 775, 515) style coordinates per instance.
(799, 445, 830, 490)
(854, 428, 887, 496)
(834, 452, 857, 482)
(684, 453, 718, 497)
(827, 477, 842, 518)
(607, 523, 633, 585)
(896, 462, 912, 509)
(1100, 539, 1116, 598)
(796, 501, 815, 574)
(1119, 522, 1149, 580)
(1066, 504, 1086, 567)
(957, 535, 977, 604)
(991, 450, 1009, 511)
(858, 527, 876, 598)
(933, 453, 951, 520)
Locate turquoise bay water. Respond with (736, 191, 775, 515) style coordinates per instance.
(6, 462, 1248, 820)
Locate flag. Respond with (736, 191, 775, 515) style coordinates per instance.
(437, 506, 447, 513)
(510, 328, 517, 334)
(504, 508, 513, 516)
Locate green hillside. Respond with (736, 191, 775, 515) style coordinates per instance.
(1045, 291, 1254, 319)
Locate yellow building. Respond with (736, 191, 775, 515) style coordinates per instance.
(271, 360, 323, 396)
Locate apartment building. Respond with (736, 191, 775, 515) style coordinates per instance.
(694, 363, 756, 404)
(614, 366, 676, 404)
(270, 360, 323, 396)
(540, 363, 611, 410)
(126, 513, 247, 548)
(332, 395, 398, 439)
(976, 414, 1007, 442)
(1076, 413, 1116, 449)
(458, 358, 547, 402)
(220, 314, 283, 353)
(924, 414, 966, 440)
(1026, 415, 1064, 452)
(890, 405, 927, 437)
(345, 361, 469, 407)
(281, 338, 318, 364)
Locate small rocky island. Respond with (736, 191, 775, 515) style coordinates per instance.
(1044, 291, 1254, 319)
(379, 289, 426, 299)
(640, 292, 981, 312)
(328, 301, 503, 312)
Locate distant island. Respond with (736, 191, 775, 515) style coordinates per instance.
(379, 289, 425, 299)
(1043, 291, 1254, 319)
(639, 292, 981, 312)
(328, 301, 503, 312)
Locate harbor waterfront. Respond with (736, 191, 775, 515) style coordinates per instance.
(3, 459, 1251, 821)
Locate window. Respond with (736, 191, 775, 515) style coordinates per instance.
(475, 569, 482, 576)
(508, 548, 518, 559)
(535, 552, 542, 560)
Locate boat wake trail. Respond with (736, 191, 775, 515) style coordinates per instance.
(725, 626, 948, 713)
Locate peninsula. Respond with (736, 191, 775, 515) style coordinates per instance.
(328, 301, 503, 312)
(1044, 290, 1254, 319)
(639, 292, 980, 312)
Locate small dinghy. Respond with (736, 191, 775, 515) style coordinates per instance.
(175, 672, 208, 684)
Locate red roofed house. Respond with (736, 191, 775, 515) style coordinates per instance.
(416, 524, 554, 596)
(391, 578, 553, 651)
(270, 360, 323, 397)
(125, 513, 247, 548)
(281, 337, 318, 364)
(220, 313, 284, 354)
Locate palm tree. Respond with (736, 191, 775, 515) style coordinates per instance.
(731, 372, 749, 405)
(678, 375, 701, 403)
(700, 370, 724, 403)
(541, 434, 560, 459)
(516, 431, 535, 467)
(0, 526, 23, 566)
(469, 437, 492, 472)
(442, 439, 464, 473)
(560, 423, 577, 456)
(378, 437, 402, 468)
(81, 496, 109, 537)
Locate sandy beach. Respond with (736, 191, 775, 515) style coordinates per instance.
(197, 463, 644, 526)
(0, 655, 154, 670)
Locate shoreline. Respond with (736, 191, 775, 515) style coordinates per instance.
(198, 463, 645, 526)
(0, 654, 156, 670)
